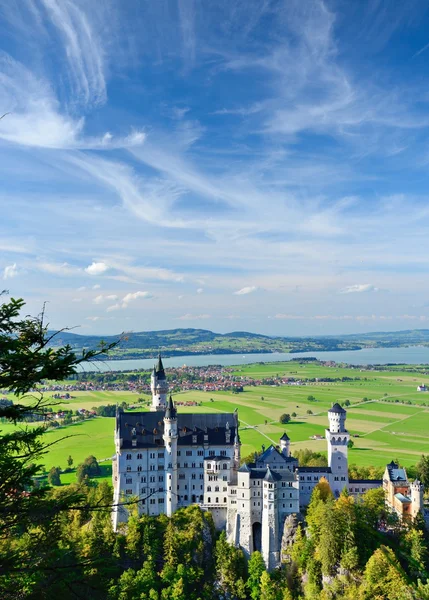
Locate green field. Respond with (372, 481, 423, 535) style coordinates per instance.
(5, 360, 429, 483)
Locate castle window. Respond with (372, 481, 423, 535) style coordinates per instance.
(158, 453, 164, 459)
(137, 466, 142, 472)
(223, 487, 227, 492)
(177, 451, 181, 456)
(207, 486, 212, 492)
(220, 450, 227, 456)
(208, 464, 212, 470)
(126, 454, 132, 460)
(197, 450, 204, 456)
(126, 489, 132, 495)
(242, 482, 245, 487)
(199, 462, 204, 468)
(126, 478, 132, 484)
(150, 465, 155, 471)
(150, 476, 155, 483)
(150, 499, 156, 505)
(192, 474, 196, 480)
(289, 482, 293, 487)
(290, 503, 292, 508)
(199, 474, 204, 479)
(223, 463, 228, 470)
(150, 453, 155, 459)
(184, 463, 188, 468)
(216, 497, 219, 503)
(126, 466, 131, 472)
(242, 493, 244, 498)
(215, 486, 219, 492)
(137, 453, 142, 459)
(192, 463, 196, 468)
(209, 450, 215, 456)
(141, 476, 146, 483)
(208, 497, 211, 503)
(290, 493, 292, 498)
(223, 476, 227, 481)
(159, 498, 164, 504)
(179, 474, 185, 480)
(186, 450, 192, 456)
(159, 475, 164, 482)
(141, 498, 146, 505)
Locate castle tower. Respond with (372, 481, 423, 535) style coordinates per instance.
(151, 354, 168, 411)
(325, 403, 349, 497)
(163, 396, 178, 516)
(279, 433, 290, 457)
(262, 466, 280, 571)
(410, 479, 424, 519)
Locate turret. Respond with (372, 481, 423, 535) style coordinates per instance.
(151, 354, 168, 411)
(325, 403, 349, 497)
(163, 396, 178, 516)
(410, 479, 424, 519)
(280, 433, 290, 457)
(233, 409, 241, 469)
(328, 403, 347, 433)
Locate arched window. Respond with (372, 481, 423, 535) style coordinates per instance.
(208, 497, 211, 503)
(216, 497, 219, 503)
(207, 486, 212, 492)
(223, 463, 227, 470)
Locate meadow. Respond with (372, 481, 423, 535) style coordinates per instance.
(5, 360, 429, 484)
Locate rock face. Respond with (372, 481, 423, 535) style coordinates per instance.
(281, 513, 302, 563)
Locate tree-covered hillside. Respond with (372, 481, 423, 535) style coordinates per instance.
(48, 327, 429, 360)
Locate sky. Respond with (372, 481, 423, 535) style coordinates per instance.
(3, 0, 429, 337)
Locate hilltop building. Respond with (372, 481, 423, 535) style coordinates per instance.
(383, 461, 424, 521)
(112, 358, 425, 569)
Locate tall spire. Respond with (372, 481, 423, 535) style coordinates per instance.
(165, 395, 177, 420)
(156, 353, 166, 380)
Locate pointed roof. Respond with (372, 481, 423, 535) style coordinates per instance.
(156, 354, 166, 380)
(329, 402, 346, 414)
(165, 395, 177, 420)
(264, 465, 281, 482)
(238, 463, 251, 473)
(280, 433, 290, 441)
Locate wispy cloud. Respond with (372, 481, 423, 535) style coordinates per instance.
(340, 284, 379, 294)
(2, 263, 18, 280)
(177, 313, 211, 320)
(234, 286, 257, 295)
(85, 262, 109, 275)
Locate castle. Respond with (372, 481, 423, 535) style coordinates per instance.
(112, 357, 425, 569)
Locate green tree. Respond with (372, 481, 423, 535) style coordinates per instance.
(76, 455, 102, 482)
(416, 455, 429, 487)
(347, 439, 354, 449)
(215, 531, 247, 599)
(48, 466, 61, 486)
(67, 455, 73, 468)
(307, 395, 315, 402)
(0, 295, 117, 596)
(247, 551, 266, 600)
(363, 545, 411, 600)
(280, 413, 291, 424)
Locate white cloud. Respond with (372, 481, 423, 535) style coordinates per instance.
(177, 313, 211, 320)
(234, 286, 258, 295)
(86, 316, 100, 321)
(2, 263, 18, 280)
(72, 297, 82, 303)
(106, 291, 153, 312)
(77, 286, 86, 291)
(197, 288, 204, 294)
(122, 291, 153, 305)
(39, 262, 79, 275)
(94, 293, 118, 304)
(340, 284, 379, 294)
(106, 303, 121, 312)
(85, 262, 109, 275)
(92, 284, 101, 290)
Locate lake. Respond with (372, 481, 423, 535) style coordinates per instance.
(80, 345, 429, 372)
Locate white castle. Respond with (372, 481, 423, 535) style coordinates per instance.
(112, 358, 425, 569)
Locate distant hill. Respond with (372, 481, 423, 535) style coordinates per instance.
(47, 327, 429, 360)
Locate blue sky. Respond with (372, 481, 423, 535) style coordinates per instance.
(2, 0, 429, 337)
